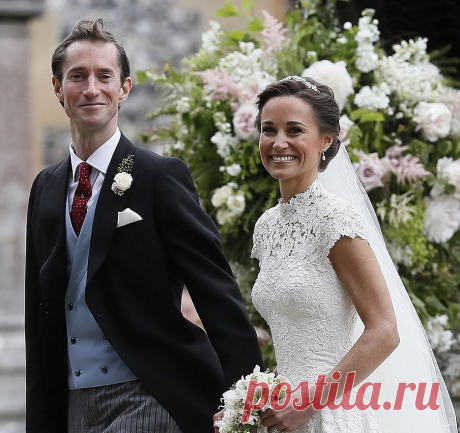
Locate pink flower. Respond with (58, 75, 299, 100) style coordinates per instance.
(232, 103, 258, 141)
(383, 145, 430, 185)
(339, 114, 354, 146)
(198, 68, 239, 101)
(235, 76, 274, 109)
(353, 150, 388, 192)
(261, 10, 287, 51)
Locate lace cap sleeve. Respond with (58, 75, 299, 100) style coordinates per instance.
(324, 198, 369, 256)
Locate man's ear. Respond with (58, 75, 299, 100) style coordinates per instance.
(118, 77, 133, 102)
(52, 76, 64, 103)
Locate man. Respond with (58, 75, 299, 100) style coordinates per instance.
(25, 18, 263, 433)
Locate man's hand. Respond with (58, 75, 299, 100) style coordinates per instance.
(213, 409, 224, 433)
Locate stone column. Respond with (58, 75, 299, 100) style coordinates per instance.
(0, 1, 44, 431)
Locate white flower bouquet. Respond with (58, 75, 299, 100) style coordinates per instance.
(215, 365, 290, 433)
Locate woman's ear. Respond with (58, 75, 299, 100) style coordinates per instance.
(322, 134, 334, 152)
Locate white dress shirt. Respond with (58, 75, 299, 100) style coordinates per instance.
(67, 127, 121, 212)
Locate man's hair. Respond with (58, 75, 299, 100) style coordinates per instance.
(51, 17, 130, 85)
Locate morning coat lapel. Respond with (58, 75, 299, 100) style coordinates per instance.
(38, 157, 70, 296)
(87, 134, 138, 284)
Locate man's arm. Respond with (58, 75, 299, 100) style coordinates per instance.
(154, 158, 264, 386)
(25, 172, 53, 431)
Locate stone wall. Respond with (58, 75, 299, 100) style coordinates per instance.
(0, 2, 44, 432)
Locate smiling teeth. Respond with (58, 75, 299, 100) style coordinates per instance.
(272, 156, 296, 161)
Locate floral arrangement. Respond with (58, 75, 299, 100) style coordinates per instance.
(140, 0, 460, 359)
(215, 365, 289, 433)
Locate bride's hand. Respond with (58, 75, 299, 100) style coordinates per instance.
(213, 409, 224, 433)
(260, 404, 315, 433)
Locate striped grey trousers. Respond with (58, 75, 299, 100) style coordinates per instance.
(68, 380, 183, 433)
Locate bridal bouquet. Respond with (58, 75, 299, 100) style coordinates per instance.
(215, 365, 290, 433)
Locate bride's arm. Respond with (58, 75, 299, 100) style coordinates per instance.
(260, 235, 399, 432)
(323, 235, 399, 398)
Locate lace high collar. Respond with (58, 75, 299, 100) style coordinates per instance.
(278, 178, 323, 210)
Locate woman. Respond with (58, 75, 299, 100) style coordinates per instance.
(249, 76, 457, 432)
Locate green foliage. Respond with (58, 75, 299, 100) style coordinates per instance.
(141, 0, 460, 349)
(216, 1, 241, 17)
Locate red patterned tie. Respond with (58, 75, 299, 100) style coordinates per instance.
(71, 162, 92, 236)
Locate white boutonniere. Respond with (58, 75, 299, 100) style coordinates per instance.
(112, 154, 134, 196)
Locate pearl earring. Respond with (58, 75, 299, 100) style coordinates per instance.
(322, 150, 326, 161)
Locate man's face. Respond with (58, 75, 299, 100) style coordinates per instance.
(52, 40, 132, 133)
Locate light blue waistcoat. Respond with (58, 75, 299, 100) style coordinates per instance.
(65, 188, 137, 389)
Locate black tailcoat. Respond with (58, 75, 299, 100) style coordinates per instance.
(25, 134, 264, 433)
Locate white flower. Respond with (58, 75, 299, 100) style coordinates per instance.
(201, 21, 223, 54)
(392, 37, 429, 63)
(420, 61, 441, 77)
(354, 10, 380, 73)
(216, 365, 291, 431)
(216, 208, 234, 225)
(355, 44, 379, 73)
(353, 150, 388, 192)
(356, 10, 380, 45)
(227, 194, 246, 215)
(232, 103, 259, 141)
(424, 195, 460, 243)
(413, 102, 452, 142)
(213, 112, 232, 134)
(430, 181, 445, 198)
(343, 21, 352, 30)
(386, 239, 413, 268)
(436, 157, 460, 197)
(211, 185, 234, 207)
(112, 172, 133, 195)
(210, 132, 240, 159)
(219, 45, 278, 84)
(438, 88, 460, 137)
(176, 97, 191, 114)
(339, 114, 354, 146)
(354, 84, 390, 110)
(426, 315, 455, 353)
(302, 60, 354, 110)
(226, 163, 242, 177)
(376, 50, 444, 115)
(306, 51, 318, 62)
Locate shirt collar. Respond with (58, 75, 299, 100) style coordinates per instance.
(70, 127, 121, 181)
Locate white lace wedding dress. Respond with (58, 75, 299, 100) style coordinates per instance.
(251, 178, 382, 432)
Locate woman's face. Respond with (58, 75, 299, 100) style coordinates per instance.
(259, 95, 332, 188)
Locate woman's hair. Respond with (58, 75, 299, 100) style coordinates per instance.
(254, 76, 341, 172)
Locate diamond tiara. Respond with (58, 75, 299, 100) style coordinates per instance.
(284, 75, 320, 93)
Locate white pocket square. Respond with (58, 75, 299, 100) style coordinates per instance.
(117, 208, 142, 228)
